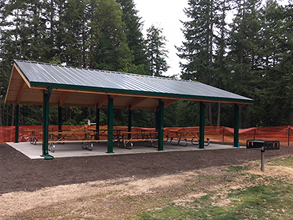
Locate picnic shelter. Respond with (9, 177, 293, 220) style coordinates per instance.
(5, 60, 254, 159)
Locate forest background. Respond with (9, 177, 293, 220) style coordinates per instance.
(0, 0, 293, 129)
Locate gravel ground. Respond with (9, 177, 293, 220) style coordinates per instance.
(1, 143, 293, 195)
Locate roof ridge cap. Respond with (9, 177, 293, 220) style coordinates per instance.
(14, 60, 180, 81)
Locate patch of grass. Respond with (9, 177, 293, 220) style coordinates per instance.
(222, 165, 251, 173)
(138, 181, 293, 220)
(228, 165, 243, 172)
(269, 156, 293, 167)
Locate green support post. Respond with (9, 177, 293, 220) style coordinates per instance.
(15, 105, 19, 143)
(58, 106, 62, 132)
(128, 105, 132, 139)
(158, 99, 164, 151)
(155, 107, 159, 132)
(96, 105, 100, 140)
(199, 102, 205, 149)
(107, 96, 114, 153)
(234, 104, 239, 147)
(42, 88, 54, 159)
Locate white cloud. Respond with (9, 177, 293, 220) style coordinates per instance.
(134, 0, 189, 76)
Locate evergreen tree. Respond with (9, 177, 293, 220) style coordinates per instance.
(116, 0, 148, 72)
(86, 0, 133, 71)
(227, 0, 262, 127)
(145, 25, 169, 76)
(176, 0, 217, 83)
(61, 0, 88, 67)
(177, 0, 223, 125)
(214, 0, 231, 126)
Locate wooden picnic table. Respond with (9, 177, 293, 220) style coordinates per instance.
(24, 129, 42, 145)
(85, 128, 125, 140)
(170, 130, 209, 146)
(121, 131, 158, 149)
(48, 131, 100, 152)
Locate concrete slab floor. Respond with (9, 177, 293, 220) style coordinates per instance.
(6, 141, 241, 160)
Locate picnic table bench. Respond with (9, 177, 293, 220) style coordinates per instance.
(24, 129, 43, 145)
(170, 129, 209, 146)
(85, 127, 125, 141)
(48, 131, 101, 152)
(121, 131, 158, 149)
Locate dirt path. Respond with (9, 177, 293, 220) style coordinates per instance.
(1, 143, 293, 219)
(2, 160, 293, 219)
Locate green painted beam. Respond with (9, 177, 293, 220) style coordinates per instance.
(41, 88, 54, 159)
(28, 80, 254, 105)
(199, 102, 205, 149)
(58, 106, 62, 132)
(158, 99, 164, 151)
(155, 107, 159, 132)
(15, 105, 19, 143)
(234, 104, 239, 147)
(128, 105, 132, 139)
(96, 105, 100, 140)
(107, 96, 114, 153)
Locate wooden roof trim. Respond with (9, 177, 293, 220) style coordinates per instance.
(14, 64, 31, 89)
(5, 65, 18, 103)
(5, 64, 31, 104)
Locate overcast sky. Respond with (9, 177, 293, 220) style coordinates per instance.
(134, 0, 189, 77)
(134, 0, 290, 77)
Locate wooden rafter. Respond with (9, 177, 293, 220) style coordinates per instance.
(97, 95, 108, 108)
(194, 101, 210, 105)
(162, 99, 177, 108)
(129, 97, 147, 110)
(58, 92, 70, 106)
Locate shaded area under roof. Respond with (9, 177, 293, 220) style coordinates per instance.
(5, 60, 254, 110)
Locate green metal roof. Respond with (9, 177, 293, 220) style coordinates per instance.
(12, 60, 253, 104)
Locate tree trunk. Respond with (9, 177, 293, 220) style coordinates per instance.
(217, 103, 221, 127)
(290, 109, 293, 126)
(217, 77, 223, 127)
(208, 1, 213, 126)
(65, 106, 69, 121)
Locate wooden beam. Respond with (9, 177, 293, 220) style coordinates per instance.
(97, 95, 108, 108)
(58, 92, 70, 106)
(16, 81, 27, 104)
(129, 97, 147, 110)
(228, 103, 245, 107)
(162, 99, 177, 108)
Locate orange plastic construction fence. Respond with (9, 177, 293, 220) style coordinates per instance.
(0, 125, 292, 146)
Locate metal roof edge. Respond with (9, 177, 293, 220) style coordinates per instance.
(14, 60, 32, 84)
(29, 81, 255, 104)
(14, 59, 254, 104)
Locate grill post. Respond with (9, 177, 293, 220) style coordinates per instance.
(246, 140, 280, 172)
(261, 148, 265, 172)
